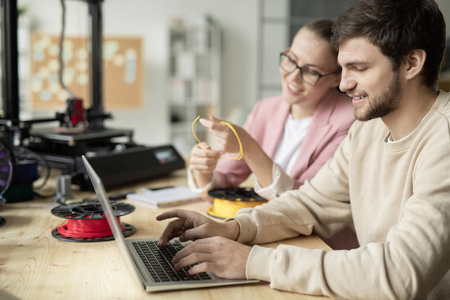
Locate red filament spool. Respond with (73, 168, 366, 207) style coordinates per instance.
(51, 200, 136, 243)
(57, 216, 125, 238)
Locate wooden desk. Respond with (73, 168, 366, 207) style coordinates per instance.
(0, 169, 331, 300)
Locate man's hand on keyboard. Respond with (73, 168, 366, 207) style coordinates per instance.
(172, 236, 251, 279)
(156, 209, 240, 247)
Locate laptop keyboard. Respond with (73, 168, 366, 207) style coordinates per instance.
(132, 240, 212, 282)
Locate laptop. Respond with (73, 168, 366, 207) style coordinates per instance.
(81, 155, 259, 292)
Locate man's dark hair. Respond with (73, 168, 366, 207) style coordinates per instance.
(330, 0, 446, 88)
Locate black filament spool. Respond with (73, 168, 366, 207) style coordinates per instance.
(208, 187, 266, 202)
(51, 200, 135, 220)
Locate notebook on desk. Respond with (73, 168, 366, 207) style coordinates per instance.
(81, 155, 259, 292)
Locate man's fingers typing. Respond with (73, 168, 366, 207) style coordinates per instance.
(156, 209, 193, 221)
(158, 218, 185, 247)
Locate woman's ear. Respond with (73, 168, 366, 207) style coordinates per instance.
(331, 72, 341, 89)
(404, 49, 427, 80)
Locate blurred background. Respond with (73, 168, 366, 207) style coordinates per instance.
(7, 0, 450, 156)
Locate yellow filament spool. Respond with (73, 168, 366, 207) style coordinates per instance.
(207, 187, 268, 219)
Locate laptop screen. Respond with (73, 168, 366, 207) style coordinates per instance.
(82, 155, 145, 290)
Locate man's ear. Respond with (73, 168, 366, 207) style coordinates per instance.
(404, 49, 427, 80)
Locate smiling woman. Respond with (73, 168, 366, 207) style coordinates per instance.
(187, 19, 358, 250)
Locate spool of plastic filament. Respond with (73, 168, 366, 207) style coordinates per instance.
(0, 141, 15, 226)
(207, 187, 268, 219)
(51, 199, 136, 243)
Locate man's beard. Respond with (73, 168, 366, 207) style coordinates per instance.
(354, 71, 402, 121)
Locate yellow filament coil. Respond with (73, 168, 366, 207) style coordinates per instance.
(192, 116, 243, 160)
(207, 188, 268, 219)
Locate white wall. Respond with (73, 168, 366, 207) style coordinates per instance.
(19, 0, 259, 147)
(436, 0, 450, 38)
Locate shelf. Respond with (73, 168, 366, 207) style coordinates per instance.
(167, 17, 222, 155)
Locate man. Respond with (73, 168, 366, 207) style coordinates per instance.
(157, 0, 450, 298)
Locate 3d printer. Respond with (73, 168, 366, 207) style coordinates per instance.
(0, 0, 185, 192)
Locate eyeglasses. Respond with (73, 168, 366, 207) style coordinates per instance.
(279, 52, 340, 86)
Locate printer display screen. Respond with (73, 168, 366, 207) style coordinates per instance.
(154, 148, 178, 164)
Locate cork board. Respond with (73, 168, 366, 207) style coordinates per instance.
(29, 33, 144, 109)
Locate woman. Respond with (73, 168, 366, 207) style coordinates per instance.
(188, 19, 357, 250)
(188, 19, 354, 201)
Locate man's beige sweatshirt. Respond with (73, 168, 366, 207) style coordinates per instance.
(234, 91, 450, 299)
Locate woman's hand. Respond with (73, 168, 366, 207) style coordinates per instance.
(199, 115, 250, 155)
(199, 115, 275, 188)
(189, 142, 222, 189)
(190, 142, 221, 174)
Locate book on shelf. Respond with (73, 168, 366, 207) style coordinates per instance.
(126, 186, 201, 209)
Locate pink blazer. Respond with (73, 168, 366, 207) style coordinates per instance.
(214, 88, 355, 189)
